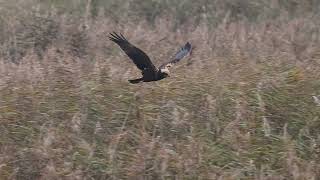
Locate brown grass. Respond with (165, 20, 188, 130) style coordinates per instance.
(0, 0, 320, 179)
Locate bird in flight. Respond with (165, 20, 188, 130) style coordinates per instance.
(109, 32, 192, 84)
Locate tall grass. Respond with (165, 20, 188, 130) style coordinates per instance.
(0, 0, 320, 179)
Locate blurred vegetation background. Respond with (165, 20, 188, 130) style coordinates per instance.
(0, 0, 320, 179)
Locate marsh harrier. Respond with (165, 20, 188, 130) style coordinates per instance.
(109, 32, 192, 84)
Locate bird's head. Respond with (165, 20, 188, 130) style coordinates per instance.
(160, 67, 170, 77)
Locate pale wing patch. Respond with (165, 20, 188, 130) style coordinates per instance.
(165, 63, 173, 68)
(159, 42, 192, 71)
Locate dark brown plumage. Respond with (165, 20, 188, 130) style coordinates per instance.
(109, 32, 192, 84)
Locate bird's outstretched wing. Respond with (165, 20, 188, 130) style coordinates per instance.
(159, 42, 192, 69)
(109, 32, 157, 72)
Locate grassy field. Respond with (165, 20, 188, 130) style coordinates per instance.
(0, 0, 320, 179)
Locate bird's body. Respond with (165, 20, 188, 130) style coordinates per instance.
(129, 69, 168, 84)
(109, 32, 192, 83)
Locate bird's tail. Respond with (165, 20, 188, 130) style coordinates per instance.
(128, 78, 143, 84)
